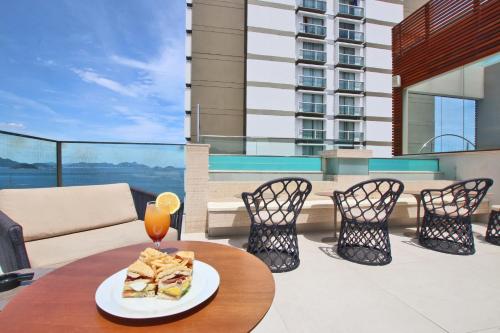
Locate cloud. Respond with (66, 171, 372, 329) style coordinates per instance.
(72, 68, 139, 97)
(0, 90, 56, 115)
(0, 122, 25, 129)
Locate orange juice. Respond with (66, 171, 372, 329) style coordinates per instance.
(144, 202, 170, 248)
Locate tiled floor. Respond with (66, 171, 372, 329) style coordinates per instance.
(185, 224, 500, 333)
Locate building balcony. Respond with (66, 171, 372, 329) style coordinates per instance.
(298, 0, 327, 13)
(299, 129, 326, 140)
(298, 49, 327, 64)
(298, 102, 326, 115)
(298, 75, 327, 90)
(338, 130, 364, 142)
(298, 23, 327, 39)
(337, 54, 364, 68)
(337, 79, 364, 92)
(338, 105, 364, 117)
(337, 3, 364, 19)
(337, 29, 364, 43)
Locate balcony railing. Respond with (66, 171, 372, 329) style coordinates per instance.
(299, 0, 327, 12)
(300, 129, 326, 140)
(299, 49, 327, 62)
(299, 75, 327, 88)
(338, 3, 364, 17)
(338, 130, 364, 141)
(338, 79, 364, 91)
(338, 54, 364, 67)
(299, 102, 326, 114)
(299, 23, 327, 37)
(338, 105, 364, 116)
(338, 28, 364, 42)
(0, 130, 185, 196)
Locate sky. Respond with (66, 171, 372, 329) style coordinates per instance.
(0, 0, 185, 144)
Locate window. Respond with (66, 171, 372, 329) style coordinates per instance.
(340, 46, 355, 55)
(303, 93, 324, 103)
(339, 121, 354, 131)
(304, 68, 324, 78)
(339, 22, 355, 31)
(303, 119, 324, 130)
(405, 52, 500, 154)
(339, 96, 355, 106)
(304, 17, 324, 26)
(303, 42, 324, 51)
(340, 71, 355, 80)
(302, 146, 323, 156)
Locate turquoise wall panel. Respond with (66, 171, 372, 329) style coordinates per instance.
(369, 158, 439, 172)
(209, 155, 322, 171)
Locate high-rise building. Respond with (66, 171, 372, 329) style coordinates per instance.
(185, 0, 408, 157)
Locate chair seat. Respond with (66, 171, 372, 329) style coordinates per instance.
(25, 220, 178, 268)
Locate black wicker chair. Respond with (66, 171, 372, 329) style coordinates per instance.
(242, 177, 312, 273)
(486, 208, 500, 245)
(334, 178, 404, 266)
(419, 178, 493, 255)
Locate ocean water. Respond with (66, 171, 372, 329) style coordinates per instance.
(0, 166, 185, 198)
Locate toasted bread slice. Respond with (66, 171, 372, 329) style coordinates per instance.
(127, 260, 155, 279)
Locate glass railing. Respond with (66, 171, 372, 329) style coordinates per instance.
(300, 129, 326, 140)
(300, 49, 327, 62)
(338, 3, 364, 17)
(299, 102, 326, 114)
(0, 131, 185, 197)
(299, 23, 327, 37)
(199, 135, 339, 156)
(0, 131, 57, 189)
(338, 54, 364, 66)
(338, 105, 364, 116)
(338, 130, 364, 142)
(300, 0, 327, 11)
(338, 79, 364, 91)
(338, 28, 364, 42)
(299, 75, 327, 88)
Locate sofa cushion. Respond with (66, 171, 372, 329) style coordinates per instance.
(25, 220, 178, 268)
(0, 183, 138, 241)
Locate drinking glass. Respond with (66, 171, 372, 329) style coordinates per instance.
(144, 201, 171, 250)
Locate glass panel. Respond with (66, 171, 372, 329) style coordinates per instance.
(405, 52, 500, 153)
(0, 132, 57, 188)
(61, 143, 185, 197)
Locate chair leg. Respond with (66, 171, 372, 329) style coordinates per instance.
(419, 214, 475, 255)
(486, 210, 500, 246)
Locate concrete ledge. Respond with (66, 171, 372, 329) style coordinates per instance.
(207, 196, 490, 237)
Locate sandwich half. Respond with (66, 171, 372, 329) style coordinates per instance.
(122, 260, 157, 298)
(156, 251, 194, 299)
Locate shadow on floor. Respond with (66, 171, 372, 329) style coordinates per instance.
(318, 246, 343, 260)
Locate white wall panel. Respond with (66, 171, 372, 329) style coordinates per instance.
(366, 1, 403, 23)
(365, 72, 392, 94)
(247, 114, 296, 138)
(185, 60, 191, 84)
(248, 4, 295, 32)
(247, 86, 296, 111)
(185, 7, 192, 30)
(184, 87, 191, 111)
(248, 32, 295, 58)
(365, 96, 392, 118)
(185, 34, 192, 57)
(247, 59, 296, 85)
(366, 145, 392, 157)
(365, 47, 391, 69)
(365, 23, 391, 45)
(365, 121, 392, 141)
(184, 115, 191, 138)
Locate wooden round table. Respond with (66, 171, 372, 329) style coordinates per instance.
(0, 241, 275, 332)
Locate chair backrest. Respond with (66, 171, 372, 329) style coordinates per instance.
(421, 178, 493, 217)
(0, 183, 138, 242)
(241, 177, 312, 225)
(334, 178, 404, 223)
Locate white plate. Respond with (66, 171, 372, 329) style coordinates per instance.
(95, 260, 220, 319)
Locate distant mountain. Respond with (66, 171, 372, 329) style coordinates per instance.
(0, 157, 184, 171)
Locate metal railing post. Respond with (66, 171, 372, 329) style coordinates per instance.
(196, 104, 200, 143)
(56, 141, 62, 187)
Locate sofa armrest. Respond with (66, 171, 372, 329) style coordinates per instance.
(0, 211, 31, 272)
(130, 187, 157, 220)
